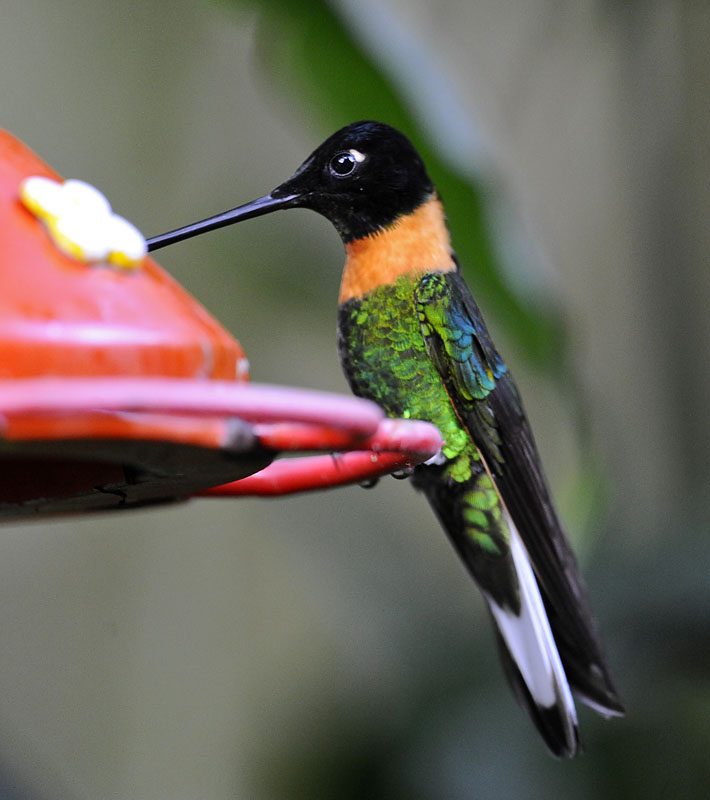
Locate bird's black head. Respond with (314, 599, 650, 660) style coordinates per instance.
(146, 121, 434, 252)
(271, 121, 434, 241)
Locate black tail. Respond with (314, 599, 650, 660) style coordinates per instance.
(413, 464, 587, 757)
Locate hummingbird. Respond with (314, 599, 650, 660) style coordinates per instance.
(147, 121, 624, 756)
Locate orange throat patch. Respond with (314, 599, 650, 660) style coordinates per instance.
(338, 195, 456, 304)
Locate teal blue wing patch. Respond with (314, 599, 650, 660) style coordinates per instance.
(416, 270, 507, 463)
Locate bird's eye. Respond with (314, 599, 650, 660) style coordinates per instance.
(329, 151, 357, 178)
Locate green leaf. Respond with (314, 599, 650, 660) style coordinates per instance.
(230, 0, 566, 369)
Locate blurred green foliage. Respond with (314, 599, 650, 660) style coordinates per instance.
(233, 0, 566, 371)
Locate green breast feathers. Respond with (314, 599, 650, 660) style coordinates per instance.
(337, 270, 505, 483)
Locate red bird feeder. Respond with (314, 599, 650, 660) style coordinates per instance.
(0, 131, 441, 519)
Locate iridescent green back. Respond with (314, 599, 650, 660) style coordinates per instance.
(337, 273, 470, 465)
(337, 272, 515, 591)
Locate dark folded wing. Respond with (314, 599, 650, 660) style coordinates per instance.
(415, 270, 623, 714)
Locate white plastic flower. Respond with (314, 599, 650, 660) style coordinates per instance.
(19, 176, 147, 269)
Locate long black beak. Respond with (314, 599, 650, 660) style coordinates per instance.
(146, 192, 299, 252)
